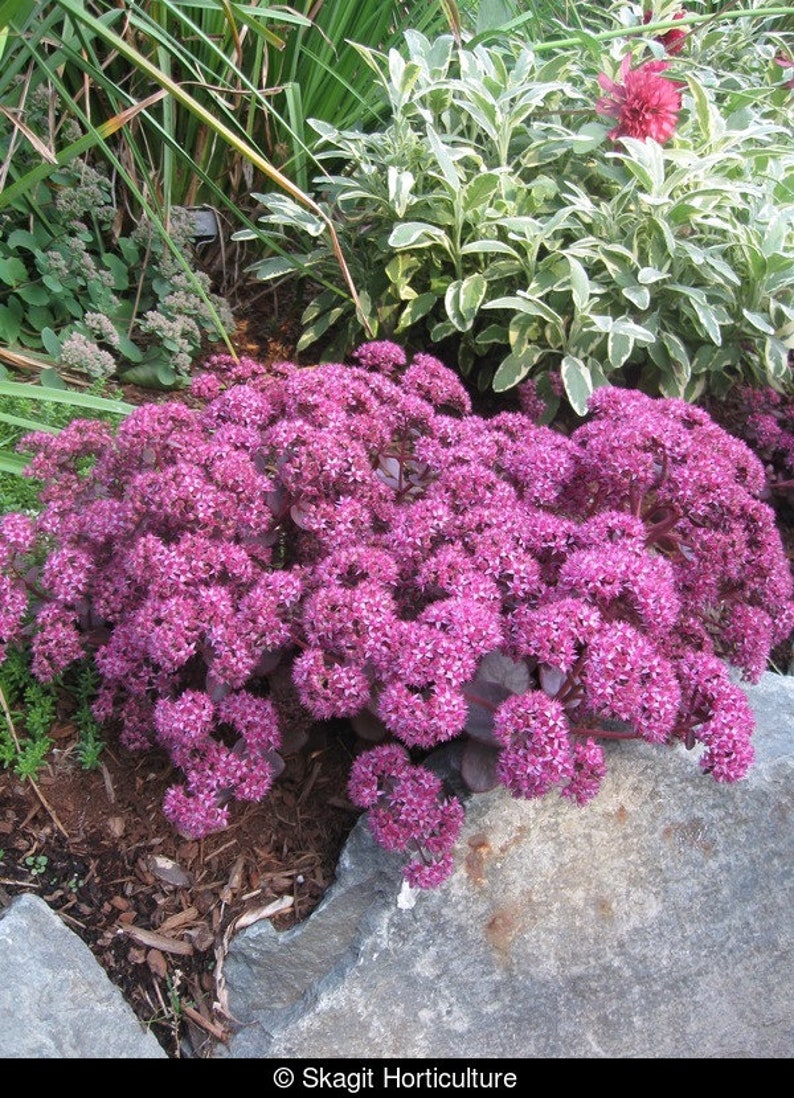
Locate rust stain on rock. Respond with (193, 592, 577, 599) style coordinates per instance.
(596, 897, 614, 921)
(498, 823, 528, 857)
(464, 833, 492, 885)
(661, 817, 715, 856)
(485, 906, 520, 954)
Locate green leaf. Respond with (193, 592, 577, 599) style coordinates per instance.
(385, 253, 421, 297)
(252, 256, 302, 281)
(41, 327, 63, 358)
(16, 282, 50, 306)
(485, 295, 561, 325)
(691, 300, 722, 345)
(7, 229, 42, 251)
(260, 195, 325, 237)
(388, 222, 451, 250)
(459, 239, 520, 257)
(620, 284, 651, 310)
(119, 361, 179, 389)
(430, 319, 456, 342)
(686, 76, 714, 143)
(0, 303, 21, 343)
(117, 237, 140, 266)
(607, 327, 633, 370)
(445, 274, 487, 332)
(296, 306, 347, 350)
(560, 355, 594, 416)
(0, 380, 132, 415)
(637, 266, 668, 286)
(387, 167, 415, 218)
(492, 349, 538, 392)
(462, 173, 500, 213)
(0, 450, 29, 475)
(390, 54, 421, 102)
(617, 137, 665, 194)
(102, 254, 130, 290)
(39, 368, 67, 390)
(41, 274, 64, 294)
(474, 323, 508, 348)
(395, 293, 438, 333)
(764, 337, 790, 381)
(691, 344, 738, 376)
(426, 124, 460, 192)
(567, 256, 589, 311)
(661, 332, 691, 388)
(742, 309, 776, 336)
(116, 334, 144, 363)
(0, 256, 28, 287)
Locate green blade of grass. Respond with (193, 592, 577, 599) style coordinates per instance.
(0, 380, 134, 415)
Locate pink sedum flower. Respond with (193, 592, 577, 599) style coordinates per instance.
(597, 55, 683, 144)
(348, 743, 464, 888)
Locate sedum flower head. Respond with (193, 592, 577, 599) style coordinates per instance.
(348, 743, 464, 888)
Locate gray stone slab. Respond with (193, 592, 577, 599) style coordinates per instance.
(221, 672, 794, 1059)
(0, 893, 166, 1058)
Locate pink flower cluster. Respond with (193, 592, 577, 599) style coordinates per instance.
(1, 342, 791, 885)
(348, 744, 464, 887)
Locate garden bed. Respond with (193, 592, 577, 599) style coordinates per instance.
(0, 305, 360, 1059)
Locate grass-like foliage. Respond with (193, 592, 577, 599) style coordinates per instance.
(1, 340, 790, 886)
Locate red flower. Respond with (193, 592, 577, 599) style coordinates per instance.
(596, 55, 683, 145)
(644, 9, 688, 56)
(774, 54, 794, 90)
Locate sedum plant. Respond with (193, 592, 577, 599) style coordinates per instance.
(241, 13, 794, 412)
(0, 126, 234, 388)
(0, 340, 791, 887)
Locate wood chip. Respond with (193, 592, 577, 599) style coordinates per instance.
(158, 906, 199, 933)
(119, 925, 194, 956)
(146, 948, 168, 979)
(181, 1003, 228, 1042)
(233, 895, 293, 932)
(148, 854, 193, 888)
(186, 923, 215, 953)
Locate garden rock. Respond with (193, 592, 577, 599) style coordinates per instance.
(219, 671, 793, 1059)
(0, 892, 166, 1059)
(0, 672, 790, 1059)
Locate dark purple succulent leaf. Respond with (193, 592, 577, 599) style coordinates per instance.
(463, 680, 510, 743)
(351, 708, 388, 742)
(266, 750, 286, 780)
(461, 738, 500, 792)
(252, 647, 285, 676)
(279, 726, 309, 756)
(474, 650, 531, 694)
(205, 670, 232, 703)
(539, 663, 565, 697)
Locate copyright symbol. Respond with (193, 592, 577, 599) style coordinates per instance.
(273, 1068, 294, 1089)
